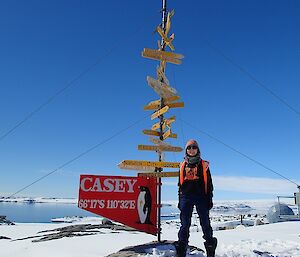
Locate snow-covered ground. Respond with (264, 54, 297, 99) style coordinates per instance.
(1, 198, 300, 256)
(1, 218, 300, 256)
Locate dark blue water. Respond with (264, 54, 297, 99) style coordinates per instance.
(0, 202, 179, 223)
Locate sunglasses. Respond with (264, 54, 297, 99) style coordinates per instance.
(187, 145, 198, 150)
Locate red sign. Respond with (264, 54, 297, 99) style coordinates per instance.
(78, 175, 158, 235)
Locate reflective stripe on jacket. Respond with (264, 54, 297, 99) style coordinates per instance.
(179, 160, 210, 194)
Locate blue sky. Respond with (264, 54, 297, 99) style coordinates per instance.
(0, 0, 299, 201)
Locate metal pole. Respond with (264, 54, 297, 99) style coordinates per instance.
(297, 186, 300, 219)
(161, 0, 167, 51)
(157, 0, 168, 243)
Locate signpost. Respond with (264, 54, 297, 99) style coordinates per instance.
(78, 0, 184, 242)
(128, 0, 184, 241)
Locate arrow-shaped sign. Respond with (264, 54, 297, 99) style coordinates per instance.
(142, 48, 184, 65)
(151, 116, 175, 131)
(117, 162, 156, 172)
(144, 102, 184, 111)
(118, 160, 180, 168)
(144, 96, 181, 110)
(157, 26, 175, 51)
(138, 171, 179, 178)
(147, 76, 177, 99)
(151, 106, 169, 120)
(138, 145, 183, 152)
(143, 129, 177, 139)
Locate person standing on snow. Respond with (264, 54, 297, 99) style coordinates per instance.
(175, 139, 217, 257)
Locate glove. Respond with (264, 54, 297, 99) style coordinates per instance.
(207, 198, 213, 210)
(177, 187, 181, 210)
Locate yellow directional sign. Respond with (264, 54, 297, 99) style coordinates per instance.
(168, 102, 184, 108)
(165, 95, 180, 103)
(142, 48, 184, 65)
(144, 96, 180, 110)
(138, 171, 179, 178)
(165, 116, 176, 125)
(151, 106, 169, 120)
(147, 99, 161, 106)
(169, 132, 177, 139)
(144, 96, 180, 107)
(151, 116, 175, 131)
(144, 101, 184, 110)
(157, 26, 174, 51)
(119, 160, 180, 168)
(165, 10, 175, 35)
(151, 122, 160, 131)
(143, 130, 160, 136)
(138, 145, 183, 152)
(138, 145, 161, 151)
(143, 130, 177, 139)
(117, 162, 155, 172)
(162, 129, 171, 140)
(147, 76, 177, 99)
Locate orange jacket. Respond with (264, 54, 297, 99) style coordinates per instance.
(179, 160, 210, 194)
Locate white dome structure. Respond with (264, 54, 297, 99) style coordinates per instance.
(267, 203, 294, 223)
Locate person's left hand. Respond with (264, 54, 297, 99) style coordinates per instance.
(207, 198, 213, 210)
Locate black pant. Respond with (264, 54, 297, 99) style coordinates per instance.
(178, 193, 213, 246)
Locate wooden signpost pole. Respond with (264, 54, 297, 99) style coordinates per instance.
(157, 0, 167, 242)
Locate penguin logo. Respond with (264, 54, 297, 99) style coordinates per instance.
(137, 186, 152, 224)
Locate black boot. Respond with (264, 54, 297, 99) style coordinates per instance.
(204, 237, 217, 257)
(174, 241, 187, 257)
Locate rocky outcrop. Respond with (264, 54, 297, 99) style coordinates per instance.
(0, 236, 11, 240)
(0, 216, 14, 225)
(12, 221, 136, 243)
(105, 240, 204, 257)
